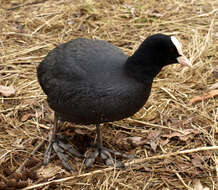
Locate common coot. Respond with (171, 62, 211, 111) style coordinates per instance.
(37, 33, 191, 171)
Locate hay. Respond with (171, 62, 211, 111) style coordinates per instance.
(0, 0, 218, 189)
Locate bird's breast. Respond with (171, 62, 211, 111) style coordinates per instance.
(48, 81, 151, 124)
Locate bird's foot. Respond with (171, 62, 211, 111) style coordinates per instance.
(44, 134, 83, 172)
(85, 146, 135, 168)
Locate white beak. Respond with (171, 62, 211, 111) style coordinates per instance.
(177, 55, 192, 67)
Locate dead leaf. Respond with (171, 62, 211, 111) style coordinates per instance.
(148, 10, 164, 17)
(117, 137, 133, 150)
(37, 164, 63, 178)
(193, 179, 203, 190)
(12, 138, 24, 149)
(192, 156, 203, 168)
(163, 129, 200, 142)
(118, 130, 161, 151)
(193, 179, 209, 190)
(146, 129, 161, 152)
(21, 113, 33, 122)
(149, 141, 157, 152)
(215, 156, 218, 177)
(117, 136, 147, 149)
(127, 136, 142, 145)
(209, 82, 218, 90)
(35, 111, 43, 118)
(0, 85, 15, 97)
(189, 90, 218, 105)
(160, 138, 170, 146)
(147, 129, 161, 140)
(127, 137, 146, 146)
(212, 65, 218, 79)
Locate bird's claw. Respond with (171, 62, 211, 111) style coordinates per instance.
(43, 134, 83, 172)
(85, 146, 134, 168)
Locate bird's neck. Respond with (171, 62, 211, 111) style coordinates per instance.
(124, 46, 163, 83)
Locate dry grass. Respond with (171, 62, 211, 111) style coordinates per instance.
(0, 0, 218, 189)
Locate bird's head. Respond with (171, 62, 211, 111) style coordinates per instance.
(143, 33, 192, 68)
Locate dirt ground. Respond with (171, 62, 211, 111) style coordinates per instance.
(0, 0, 218, 189)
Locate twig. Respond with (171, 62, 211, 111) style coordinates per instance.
(128, 118, 185, 133)
(31, 15, 61, 36)
(175, 172, 193, 190)
(125, 146, 218, 166)
(22, 146, 218, 190)
(0, 44, 50, 59)
(191, 16, 215, 63)
(3, 0, 48, 11)
(16, 140, 45, 173)
(162, 8, 218, 24)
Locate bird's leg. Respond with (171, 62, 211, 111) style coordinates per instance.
(43, 112, 58, 165)
(85, 124, 135, 168)
(83, 124, 101, 168)
(43, 112, 83, 172)
(96, 123, 102, 151)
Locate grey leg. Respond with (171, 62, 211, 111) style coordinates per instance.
(85, 124, 135, 168)
(43, 112, 58, 165)
(43, 112, 83, 172)
(96, 124, 102, 150)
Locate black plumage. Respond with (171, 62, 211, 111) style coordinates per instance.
(37, 33, 191, 171)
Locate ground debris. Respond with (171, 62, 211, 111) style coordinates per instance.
(189, 90, 218, 105)
(0, 0, 217, 189)
(0, 85, 15, 97)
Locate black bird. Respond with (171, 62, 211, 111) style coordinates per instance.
(37, 33, 191, 171)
